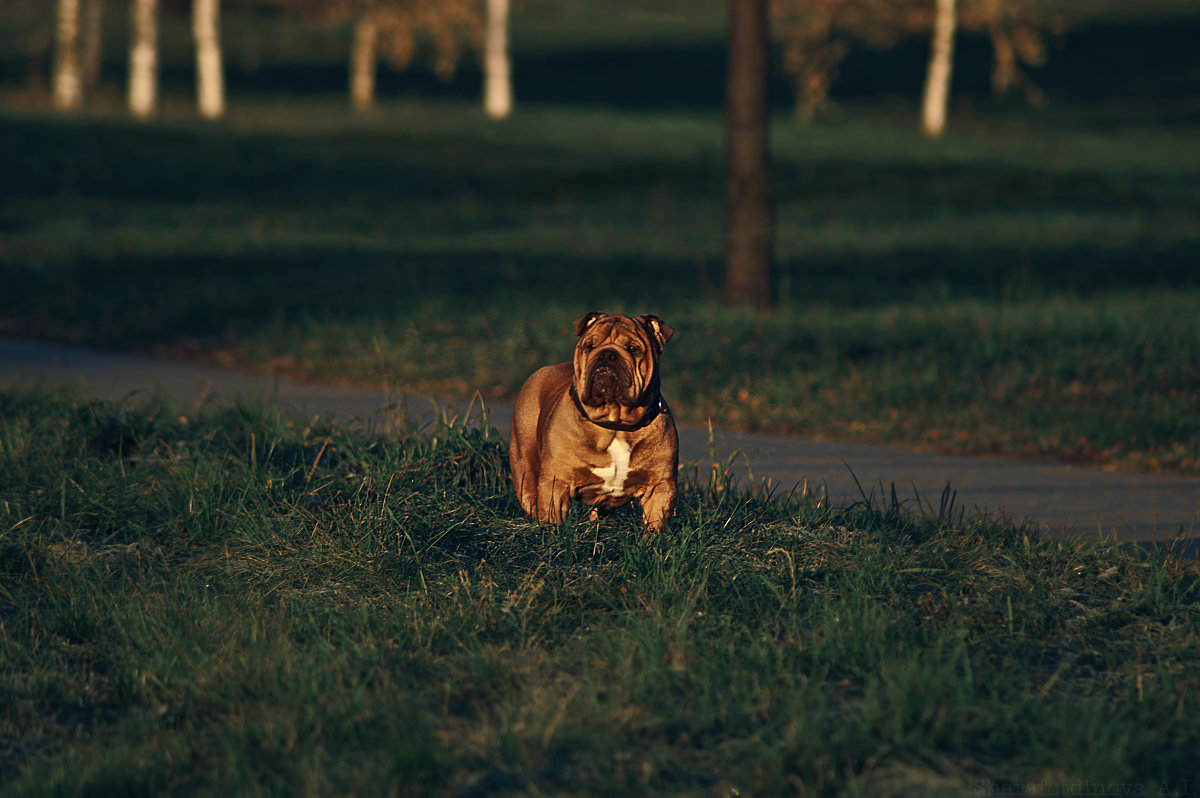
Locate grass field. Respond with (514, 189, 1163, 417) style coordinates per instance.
(2, 385, 1197, 795)
(2, 5, 1200, 792)
(3, 3, 1200, 474)
(3, 101, 1198, 473)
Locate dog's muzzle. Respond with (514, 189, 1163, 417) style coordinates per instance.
(583, 348, 633, 404)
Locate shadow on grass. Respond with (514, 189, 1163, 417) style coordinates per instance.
(2, 95, 1198, 348)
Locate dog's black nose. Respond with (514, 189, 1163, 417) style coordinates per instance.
(595, 348, 619, 364)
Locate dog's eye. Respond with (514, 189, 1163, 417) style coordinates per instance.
(626, 343, 641, 354)
(582, 342, 595, 351)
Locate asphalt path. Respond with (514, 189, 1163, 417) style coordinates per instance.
(3, 337, 1198, 551)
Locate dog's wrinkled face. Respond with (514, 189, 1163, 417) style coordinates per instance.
(572, 312, 673, 408)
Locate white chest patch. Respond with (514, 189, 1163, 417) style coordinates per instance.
(592, 438, 632, 496)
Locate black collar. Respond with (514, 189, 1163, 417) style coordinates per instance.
(569, 385, 668, 432)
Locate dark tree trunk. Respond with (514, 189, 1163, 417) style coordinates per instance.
(723, 0, 774, 308)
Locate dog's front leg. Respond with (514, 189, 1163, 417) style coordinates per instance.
(535, 476, 573, 525)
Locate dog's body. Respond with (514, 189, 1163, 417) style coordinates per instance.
(509, 312, 678, 531)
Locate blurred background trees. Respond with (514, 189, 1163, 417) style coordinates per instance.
(482, 0, 511, 118)
(772, 0, 1058, 132)
(45, 0, 503, 118)
(321, 0, 486, 111)
(724, 0, 774, 308)
(921, 0, 956, 137)
(127, 0, 158, 118)
(52, 0, 83, 109)
(192, 0, 225, 118)
(40, 0, 1058, 129)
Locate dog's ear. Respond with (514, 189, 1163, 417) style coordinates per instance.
(637, 315, 674, 349)
(574, 311, 607, 337)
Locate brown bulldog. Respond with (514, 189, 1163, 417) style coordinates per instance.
(509, 311, 678, 531)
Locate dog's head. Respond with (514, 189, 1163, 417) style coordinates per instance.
(572, 311, 673, 411)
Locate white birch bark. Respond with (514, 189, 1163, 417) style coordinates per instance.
(53, 0, 83, 110)
(349, 15, 378, 111)
(921, 0, 957, 138)
(81, 0, 104, 89)
(192, 0, 225, 120)
(128, 0, 158, 118)
(484, 0, 513, 119)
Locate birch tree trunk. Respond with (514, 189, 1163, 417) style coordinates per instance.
(128, 0, 158, 118)
(192, 0, 225, 119)
(483, 0, 513, 119)
(921, 0, 957, 139)
(53, 0, 83, 110)
(723, 0, 774, 308)
(349, 15, 378, 111)
(81, 0, 104, 90)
